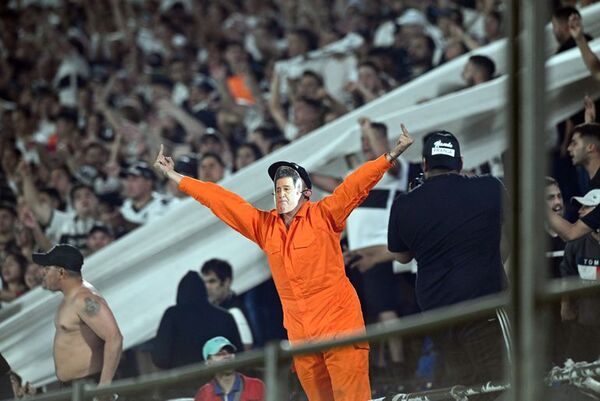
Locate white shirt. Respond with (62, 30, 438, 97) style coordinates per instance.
(120, 192, 174, 225)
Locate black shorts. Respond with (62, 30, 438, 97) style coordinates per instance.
(59, 372, 101, 389)
(361, 261, 399, 316)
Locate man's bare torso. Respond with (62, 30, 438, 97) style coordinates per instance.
(53, 284, 105, 382)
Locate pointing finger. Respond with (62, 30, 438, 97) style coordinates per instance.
(401, 123, 409, 136)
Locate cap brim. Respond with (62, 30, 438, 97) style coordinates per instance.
(571, 196, 598, 206)
(32, 253, 50, 266)
(268, 161, 295, 181)
(268, 161, 312, 189)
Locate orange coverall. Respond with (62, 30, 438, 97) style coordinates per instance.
(179, 154, 394, 401)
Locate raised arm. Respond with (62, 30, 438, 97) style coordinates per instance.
(154, 145, 266, 245)
(320, 125, 413, 228)
(18, 161, 52, 226)
(570, 14, 600, 81)
(360, 117, 401, 176)
(547, 205, 593, 241)
(268, 70, 289, 132)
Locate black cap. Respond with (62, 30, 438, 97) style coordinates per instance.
(32, 244, 84, 272)
(122, 161, 156, 181)
(268, 161, 312, 189)
(422, 131, 462, 171)
(174, 155, 199, 178)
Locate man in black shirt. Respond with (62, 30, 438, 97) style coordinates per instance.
(387, 131, 509, 397)
(549, 123, 600, 240)
(551, 6, 592, 55)
(0, 353, 12, 399)
(559, 190, 600, 365)
(568, 123, 600, 189)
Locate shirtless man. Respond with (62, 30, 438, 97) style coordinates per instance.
(33, 244, 122, 387)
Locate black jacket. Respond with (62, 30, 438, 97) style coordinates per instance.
(151, 271, 242, 369)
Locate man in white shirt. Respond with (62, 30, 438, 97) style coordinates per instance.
(119, 162, 174, 227)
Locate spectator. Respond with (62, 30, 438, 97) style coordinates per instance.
(405, 33, 436, 82)
(118, 161, 174, 229)
(193, 130, 233, 169)
(198, 152, 226, 183)
(0, 353, 12, 399)
(268, 71, 326, 140)
(85, 224, 114, 256)
(268, 138, 290, 153)
(34, 244, 122, 386)
(440, 38, 469, 64)
(20, 159, 102, 252)
(194, 336, 265, 401)
(544, 176, 572, 366)
(248, 125, 283, 156)
(168, 155, 199, 199)
(201, 259, 254, 350)
(568, 123, 600, 189)
(546, 177, 567, 280)
(344, 62, 388, 108)
(552, 6, 592, 54)
(24, 262, 43, 291)
(559, 189, 600, 363)
(152, 271, 242, 369)
(387, 131, 510, 395)
(462, 55, 496, 88)
(568, 12, 600, 81)
(0, 202, 17, 259)
(234, 142, 262, 172)
(0, 251, 28, 302)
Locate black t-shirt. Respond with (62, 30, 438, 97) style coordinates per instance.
(589, 168, 600, 190)
(388, 174, 508, 311)
(546, 234, 566, 279)
(0, 352, 9, 375)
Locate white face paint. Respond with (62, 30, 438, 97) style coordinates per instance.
(274, 177, 303, 214)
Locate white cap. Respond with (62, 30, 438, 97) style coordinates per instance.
(572, 189, 600, 206)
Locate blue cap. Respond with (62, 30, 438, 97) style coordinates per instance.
(202, 336, 237, 360)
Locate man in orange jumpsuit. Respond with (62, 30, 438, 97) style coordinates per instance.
(154, 125, 413, 401)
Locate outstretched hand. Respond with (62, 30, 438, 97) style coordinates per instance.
(389, 124, 414, 158)
(153, 144, 174, 177)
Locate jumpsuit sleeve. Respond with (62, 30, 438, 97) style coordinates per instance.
(179, 176, 267, 247)
(319, 154, 393, 231)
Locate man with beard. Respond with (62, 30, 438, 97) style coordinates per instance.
(154, 125, 414, 401)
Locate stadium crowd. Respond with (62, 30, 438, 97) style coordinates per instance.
(1, 0, 599, 399)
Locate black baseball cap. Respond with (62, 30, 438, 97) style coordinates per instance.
(122, 161, 156, 181)
(268, 161, 312, 189)
(32, 244, 84, 272)
(422, 130, 462, 171)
